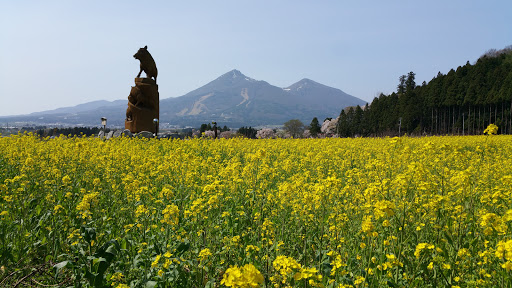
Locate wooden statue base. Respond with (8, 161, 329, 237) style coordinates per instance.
(125, 78, 159, 133)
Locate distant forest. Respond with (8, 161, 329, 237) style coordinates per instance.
(337, 46, 512, 137)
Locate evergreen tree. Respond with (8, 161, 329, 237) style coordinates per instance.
(405, 71, 416, 93)
(200, 124, 208, 133)
(334, 47, 512, 137)
(397, 75, 406, 95)
(361, 103, 371, 136)
(353, 105, 364, 136)
(309, 117, 321, 137)
(238, 126, 257, 139)
(346, 107, 355, 137)
(337, 110, 349, 137)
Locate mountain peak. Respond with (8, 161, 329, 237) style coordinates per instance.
(231, 69, 243, 76)
(215, 69, 256, 83)
(219, 69, 243, 79)
(297, 78, 315, 83)
(285, 78, 324, 92)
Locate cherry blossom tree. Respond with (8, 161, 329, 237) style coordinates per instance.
(256, 128, 276, 139)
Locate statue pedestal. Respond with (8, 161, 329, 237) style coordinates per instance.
(125, 78, 159, 133)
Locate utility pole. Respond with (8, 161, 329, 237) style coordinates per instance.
(398, 117, 402, 137)
(212, 121, 217, 139)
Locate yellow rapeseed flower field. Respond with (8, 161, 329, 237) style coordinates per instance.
(0, 133, 511, 287)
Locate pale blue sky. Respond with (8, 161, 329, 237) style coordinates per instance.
(1, 0, 510, 116)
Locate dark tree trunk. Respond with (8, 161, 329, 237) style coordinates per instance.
(468, 106, 471, 135)
(478, 106, 481, 134)
(490, 104, 492, 125)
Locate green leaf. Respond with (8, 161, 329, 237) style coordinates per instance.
(121, 238, 127, 250)
(443, 230, 454, 248)
(145, 280, 158, 288)
(96, 239, 119, 263)
(53, 260, 72, 277)
(84, 270, 97, 286)
(134, 254, 144, 268)
(204, 279, 215, 288)
(92, 257, 107, 267)
(94, 257, 109, 285)
(82, 227, 97, 244)
(175, 240, 190, 255)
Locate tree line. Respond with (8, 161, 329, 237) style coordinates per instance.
(337, 46, 512, 137)
(35, 127, 104, 137)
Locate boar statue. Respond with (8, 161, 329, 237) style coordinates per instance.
(134, 46, 158, 83)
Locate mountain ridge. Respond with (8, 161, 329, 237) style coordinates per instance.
(1, 70, 366, 127)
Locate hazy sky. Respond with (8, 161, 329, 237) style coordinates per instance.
(1, 0, 510, 116)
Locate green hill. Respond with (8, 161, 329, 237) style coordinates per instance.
(338, 46, 512, 137)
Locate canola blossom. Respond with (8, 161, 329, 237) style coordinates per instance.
(0, 134, 512, 287)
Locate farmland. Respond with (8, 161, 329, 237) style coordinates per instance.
(1, 134, 511, 287)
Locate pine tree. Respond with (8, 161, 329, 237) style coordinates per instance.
(336, 110, 349, 137)
(397, 75, 406, 95)
(309, 117, 321, 137)
(200, 124, 208, 133)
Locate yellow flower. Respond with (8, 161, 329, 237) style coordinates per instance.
(6, 132, 512, 287)
(198, 248, 212, 262)
(273, 255, 302, 282)
(162, 258, 171, 269)
(495, 240, 512, 261)
(414, 243, 435, 259)
(135, 204, 148, 217)
(457, 248, 471, 259)
(354, 275, 365, 285)
(483, 123, 498, 135)
(374, 200, 395, 219)
(161, 204, 179, 226)
(62, 175, 71, 185)
(294, 267, 318, 280)
(502, 261, 512, 271)
(110, 272, 124, 282)
(361, 215, 374, 234)
(221, 264, 264, 288)
(151, 255, 161, 268)
(53, 205, 64, 214)
(247, 245, 259, 251)
(76, 192, 99, 219)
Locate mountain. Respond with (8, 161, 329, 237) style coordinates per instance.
(1, 70, 366, 128)
(28, 100, 126, 116)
